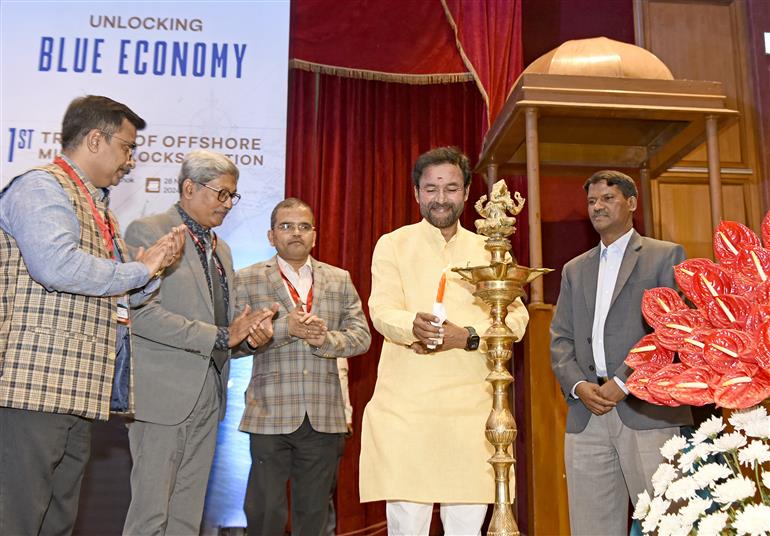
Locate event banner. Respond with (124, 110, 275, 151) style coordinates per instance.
(1, 1, 290, 530)
(1, 0, 289, 268)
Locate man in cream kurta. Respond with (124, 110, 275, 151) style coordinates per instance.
(360, 147, 529, 536)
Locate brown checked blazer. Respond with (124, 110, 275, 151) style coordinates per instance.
(235, 256, 371, 435)
(0, 165, 125, 420)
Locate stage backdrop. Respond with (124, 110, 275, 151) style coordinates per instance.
(0, 0, 290, 530)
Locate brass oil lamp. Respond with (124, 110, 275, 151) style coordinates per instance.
(453, 180, 551, 536)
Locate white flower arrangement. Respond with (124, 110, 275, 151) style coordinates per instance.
(635, 405, 770, 535)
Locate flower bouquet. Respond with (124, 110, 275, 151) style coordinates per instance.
(632, 408, 769, 535)
(624, 216, 770, 409)
(623, 213, 770, 534)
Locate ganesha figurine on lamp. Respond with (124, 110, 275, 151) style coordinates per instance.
(453, 180, 551, 536)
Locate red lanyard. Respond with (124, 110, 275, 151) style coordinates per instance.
(185, 226, 224, 278)
(279, 267, 313, 312)
(54, 157, 115, 258)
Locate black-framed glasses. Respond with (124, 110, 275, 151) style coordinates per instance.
(275, 222, 314, 233)
(199, 182, 241, 206)
(100, 130, 137, 158)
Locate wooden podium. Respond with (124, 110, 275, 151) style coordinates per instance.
(474, 38, 738, 535)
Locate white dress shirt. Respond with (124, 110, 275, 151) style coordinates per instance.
(571, 228, 634, 397)
(276, 255, 313, 310)
(592, 229, 633, 379)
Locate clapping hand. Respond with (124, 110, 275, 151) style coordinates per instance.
(135, 225, 186, 276)
(244, 302, 280, 348)
(229, 303, 279, 348)
(288, 306, 328, 347)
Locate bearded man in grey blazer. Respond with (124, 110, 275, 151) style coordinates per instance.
(235, 197, 371, 536)
(122, 150, 276, 535)
(550, 170, 692, 535)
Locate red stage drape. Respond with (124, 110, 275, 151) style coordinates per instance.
(443, 0, 524, 126)
(289, 0, 470, 82)
(286, 1, 525, 532)
(290, 0, 524, 127)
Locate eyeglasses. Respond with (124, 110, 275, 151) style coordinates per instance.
(199, 182, 242, 206)
(101, 131, 137, 158)
(274, 222, 314, 233)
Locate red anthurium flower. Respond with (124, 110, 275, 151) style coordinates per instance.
(745, 303, 770, 335)
(761, 211, 770, 249)
(624, 334, 675, 370)
(630, 214, 770, 409)
(713, 221, 760, 266)
(703, 329, 757, 373)
(668, 366, 717, 406)
(642, 288, 688, 330)
(678, 329, 712, 368)
(646, 364, 687, 407)
(731, 273, 763, 296)
(754, 319, 770, 370)
(704, 294, 752, 329)
(690, 264, 734, 307)
(735, 247, 770, 283)
(674, 258, 718, 307)
(654, 310, 709, 351)
(750, 280, 770, 305)
(626, 364, 666, 405)
(713, 369, 770, 409)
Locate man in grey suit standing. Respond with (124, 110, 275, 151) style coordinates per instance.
(123, 150, 276, 535)
(235, 197, 371, 536)
(550, 170, 692, 535)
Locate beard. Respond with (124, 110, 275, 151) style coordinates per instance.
(421, 201, 463, 229)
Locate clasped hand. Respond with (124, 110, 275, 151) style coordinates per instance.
(288, 306, 328, 347)
(575, 380, 626, 416)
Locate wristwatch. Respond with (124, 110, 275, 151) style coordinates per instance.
(464, 326, 480, 351)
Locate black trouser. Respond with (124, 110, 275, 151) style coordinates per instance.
(325, 434, 347, 536)
(0, 407, 92, 536)
(244, 415, 344, 536)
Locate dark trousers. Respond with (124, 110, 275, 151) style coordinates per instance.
(326, 432, 348, 536)
(0, 407, 92, 536)
(244, 415, 344, 536)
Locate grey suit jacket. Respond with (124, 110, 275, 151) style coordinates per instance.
(125, 206, 235, 425)
(550, 230, 693, 433)
(235, 256, 371, 435)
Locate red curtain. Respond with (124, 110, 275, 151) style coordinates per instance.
(289, 0, 469, 81)
(289, 0, 524, 126)
(443, 0, 524, 126)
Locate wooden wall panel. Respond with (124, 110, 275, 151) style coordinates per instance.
(655, 180, 749, 258)
(523, 304, 570, 536)
(746, 0, 770, 209)
(639, 0, 752, 167)
(636, 0, 763, 240)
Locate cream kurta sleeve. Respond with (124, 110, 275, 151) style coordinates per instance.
(505, 295, 529, 341)
(368, 233, 418, 345)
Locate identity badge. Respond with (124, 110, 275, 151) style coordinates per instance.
(117, 302, 130, 325)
